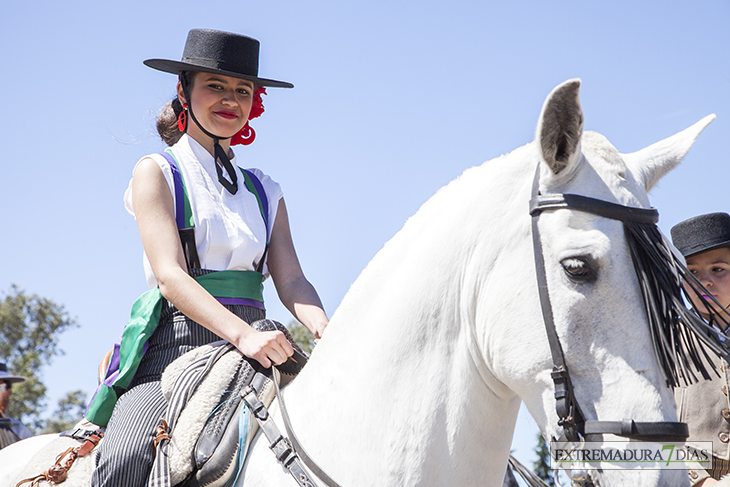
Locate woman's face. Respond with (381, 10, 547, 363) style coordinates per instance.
(685, 247, 730, 322)
(178, 72, 255, 140)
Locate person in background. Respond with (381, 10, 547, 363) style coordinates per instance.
(672, 212, 730, 486)
(0, 362, 33, 449)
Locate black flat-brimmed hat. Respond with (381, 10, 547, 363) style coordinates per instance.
(671, 212, 730, 258)
(144, 29, 293, 89)
(0, 363, 26, 384)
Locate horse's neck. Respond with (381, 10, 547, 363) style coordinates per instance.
(278, 149, 535, 485)
(284, 297, 521, 484)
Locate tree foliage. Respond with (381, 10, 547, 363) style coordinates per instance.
(41, 389, 88, 434)
(0, 285, 79, 432)
(286, 320, 316, 354)
(534, 432, 555, 486)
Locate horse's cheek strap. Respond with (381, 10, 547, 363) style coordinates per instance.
(529, 163, 688, 444)
(530, 167, 586, 442)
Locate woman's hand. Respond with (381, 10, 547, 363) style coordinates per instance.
(235, 328, 294, 368)
(307, 317, 329, 339)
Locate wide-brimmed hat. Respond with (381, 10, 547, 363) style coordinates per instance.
(144, 29, 293, 89)
(671, 212, 730, 258)
(0, 363, 26, 384)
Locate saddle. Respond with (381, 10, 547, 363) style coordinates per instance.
(150, 319, 307, 487)
(11, 321, 306, 487)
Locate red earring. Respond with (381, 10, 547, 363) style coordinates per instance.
(231, 122, 256, 146)
(177, 104, 188, 132)
(230, 87, 266, 146)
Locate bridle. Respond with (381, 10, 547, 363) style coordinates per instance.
(529, 164, 690, 448)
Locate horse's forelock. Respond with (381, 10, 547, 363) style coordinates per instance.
(582, 131, 626, 171)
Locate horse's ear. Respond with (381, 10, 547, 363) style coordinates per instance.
(623, 114, 715, 192)
(536, 79, 584, 175)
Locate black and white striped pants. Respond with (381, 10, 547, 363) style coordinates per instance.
(91, 292, 265, 487)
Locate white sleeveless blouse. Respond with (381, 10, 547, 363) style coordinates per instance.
(124, 134, 282, 289)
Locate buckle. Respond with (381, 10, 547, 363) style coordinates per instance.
(243, 389, 269, 420)
(270, 435, 295, 467)
(60, 427, 104, 442)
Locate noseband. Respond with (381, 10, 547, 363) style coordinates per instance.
(529, 165, 689, 445)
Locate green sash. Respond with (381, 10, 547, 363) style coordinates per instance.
(85, 270, 264, 426)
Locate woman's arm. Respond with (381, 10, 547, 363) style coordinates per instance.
(267, 199, 329, 339)
(131, 158, 293, 367)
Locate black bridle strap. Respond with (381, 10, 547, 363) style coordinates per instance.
(530, 193, 659, 224)
(530, 169, 585, 441)
(529, 165, 688, 442)
(579, 420, 689, 442)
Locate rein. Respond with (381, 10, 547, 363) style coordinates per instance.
(529, 164, 691, 444)
(272, 366, 343, 487)
(240, 361, 342, 487)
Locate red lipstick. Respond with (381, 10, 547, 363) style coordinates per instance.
(214, 110, 238, 120)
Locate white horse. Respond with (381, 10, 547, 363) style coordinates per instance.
(0, 79, 714, 487)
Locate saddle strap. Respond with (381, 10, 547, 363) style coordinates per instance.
(242, 386, 317, 487)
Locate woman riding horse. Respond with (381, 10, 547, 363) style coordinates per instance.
(88, 29, 329, 487)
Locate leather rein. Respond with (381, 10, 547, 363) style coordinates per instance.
(529, 164, 689, 444)
(271, 367, 343, 487)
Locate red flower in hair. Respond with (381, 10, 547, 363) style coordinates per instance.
(231, 87, 266, 146)
(249, 87, 266, 120)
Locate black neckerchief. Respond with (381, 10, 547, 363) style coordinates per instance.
(180, 74, 239, 195)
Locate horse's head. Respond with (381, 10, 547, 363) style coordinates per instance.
(236, 79, 713, 487)
(486, 79, 713, 485)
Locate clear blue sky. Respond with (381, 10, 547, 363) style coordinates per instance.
(1, 0, 728, 472)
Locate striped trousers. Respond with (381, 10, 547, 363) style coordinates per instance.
(91, 289, 265, 487)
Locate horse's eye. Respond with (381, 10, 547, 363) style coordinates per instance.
(561, 257, 594, 283)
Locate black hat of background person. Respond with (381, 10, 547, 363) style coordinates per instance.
(0, 363, 26, 384)
(671, 212, 730, 258)
(144, 29, 293, 89)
